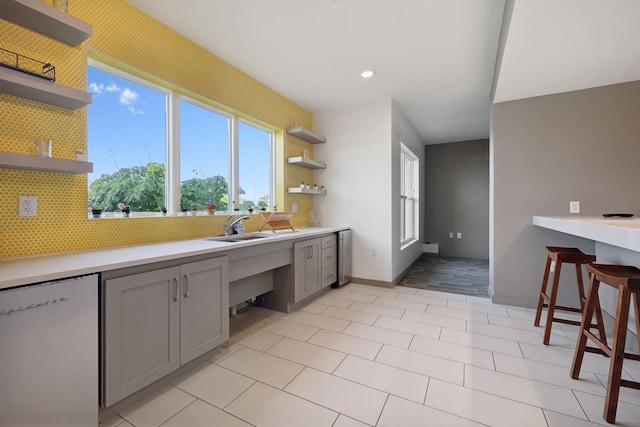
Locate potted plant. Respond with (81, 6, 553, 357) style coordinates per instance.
(75, 149, 87, 161)
(205, 190, 217, 215)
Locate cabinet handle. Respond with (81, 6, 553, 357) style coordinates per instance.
(173, 277, 179, 301)
(183, 274, 190, 298)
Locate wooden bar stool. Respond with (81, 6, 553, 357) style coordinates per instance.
(534, 246, 606, 345)
(570, 263, 640, 424)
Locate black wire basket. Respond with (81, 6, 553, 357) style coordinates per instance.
(0, 47, 56, 82)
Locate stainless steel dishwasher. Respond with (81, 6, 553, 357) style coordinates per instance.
(0, 275, 98, 426)
(336, 229, 352, 287)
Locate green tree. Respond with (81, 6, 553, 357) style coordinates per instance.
(88, 162, 229, 212)
(180, 175, 228, 211)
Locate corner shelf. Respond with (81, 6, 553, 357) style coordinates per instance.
(0, 151, 93, 174)
(287, 156, 326, 170)
(1, 0, 93, 46)
(0, 66, 92, 110)
(286, 127, 326, 144)
(287, 187, 326, 195)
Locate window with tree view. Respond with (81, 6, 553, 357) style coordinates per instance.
(87, 61, 274, 215)
(179, 100, 230, 211)
(87, 65, 167, 213)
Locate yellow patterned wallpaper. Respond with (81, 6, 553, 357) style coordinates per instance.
(0, 0, 316, 259)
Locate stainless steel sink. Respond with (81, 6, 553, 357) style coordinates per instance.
(205, 233, 273, 243)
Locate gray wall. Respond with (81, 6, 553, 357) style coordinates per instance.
(425, 139, 489, 259)
(491, 80, 640, 308)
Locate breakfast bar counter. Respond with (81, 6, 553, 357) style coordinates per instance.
(533, 215, 640, 252)
(533, 215, 639, 332)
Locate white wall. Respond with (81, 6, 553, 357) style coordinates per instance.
(391, 103, 425, 280)
(313, 100, 423, 284)
(314, 100, 394, 283)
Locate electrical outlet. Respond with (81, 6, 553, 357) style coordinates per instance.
(292, 203, 298, 213)
(371, 247, 377, 257)
(457, 232, 462, 239)
(570, 201, 580, 214)
(449, 232, 454, 238)
(19, 196, 37, 217)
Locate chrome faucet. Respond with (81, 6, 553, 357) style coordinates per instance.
(224, 215, 250, 235)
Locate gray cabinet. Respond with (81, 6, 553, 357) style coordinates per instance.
(293, 238, 321, 303)
(103, 257, 228, 407)
(180, 258, 229, 364)
(320, 234, 337, 288)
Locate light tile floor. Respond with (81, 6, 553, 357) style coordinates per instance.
(103, 283, 640, 427)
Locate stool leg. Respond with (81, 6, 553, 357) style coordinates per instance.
(571, 274, 600, 380)
(594, 296, 608, 348)
(576, 264, 608, 346)
(535, 256, 552, 327)
(634, 292, 640, 355)
(543, 261, 562, 345)
(603, 286, 631, 424)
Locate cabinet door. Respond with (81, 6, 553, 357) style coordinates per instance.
(103, 267, 180, 407)
(180, 257, 229, 364)
(306, 239, 321, 295)
(293, 238, 321, 303)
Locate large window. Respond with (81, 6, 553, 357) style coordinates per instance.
(179, 100, 230, 211)
(87, 60, 274, 215)
(238, 122, 273, 210)
(401, 143, 419, 246)
(87, 65, 168, 212)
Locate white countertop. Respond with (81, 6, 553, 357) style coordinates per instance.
(533, 216, 640, 252)
(0, 227, 348, 291)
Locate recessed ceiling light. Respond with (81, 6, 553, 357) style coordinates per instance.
(360, 70, 375, 79)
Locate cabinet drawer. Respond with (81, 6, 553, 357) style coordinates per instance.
(322, 234, 337, 249)
(321, 247, 337, 268)
(321, 265, 337, 288)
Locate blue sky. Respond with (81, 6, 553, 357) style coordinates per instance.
(87, 66, 271, 204)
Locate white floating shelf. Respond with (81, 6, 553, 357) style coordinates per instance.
(288, 187, 327, 195)
(0, 151, 93, 174)
(287, 156, 326, 170)
(1, 0, 93, 46)
(0, 66, 92, 110)
(286, 127, 326, 144)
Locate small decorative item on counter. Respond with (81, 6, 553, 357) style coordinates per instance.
(35, 139, 52, 157)
(191, 207, 198, 216)
(313, 184, 318, 190)
(205, 203, 216, 215)
(320, 185, 326, 191)
(161, 207, 167, 215)
(300, 181, 305, 188)
(75, 149, 87, 161)
(305, 184, 310, 189)
(248, 206, 254, 214)
(53, 0, 68, 12)
(205, 189, 216, 215)
(117, 202, 130, 217)
(89, 206, 102, 218)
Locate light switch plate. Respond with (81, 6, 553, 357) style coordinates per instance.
(569, 201, 580, 214)
(19, 196, 37, 217)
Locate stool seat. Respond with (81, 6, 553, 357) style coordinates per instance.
(534, 246, 605, 345)
(571, 262, 640, 424)
(546, 246, 596, 263)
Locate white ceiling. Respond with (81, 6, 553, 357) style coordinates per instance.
(125, 0, 640, 145)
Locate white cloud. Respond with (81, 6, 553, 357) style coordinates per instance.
(88, 82, 121, 95)
(119, 88, 139, 106)
(105, 83, 120, 93)
(127, 106, 144, 116)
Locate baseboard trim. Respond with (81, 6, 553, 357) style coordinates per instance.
(351, 277, 393, 288)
